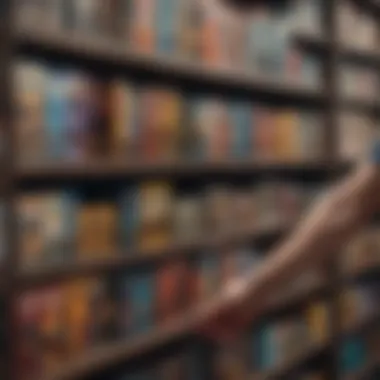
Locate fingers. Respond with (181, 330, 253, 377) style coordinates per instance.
(194, 289, 247, 343)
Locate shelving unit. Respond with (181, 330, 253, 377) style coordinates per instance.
(1, 0, 380, 379)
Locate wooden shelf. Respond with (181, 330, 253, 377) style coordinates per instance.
(15, 26, 326, 107)
(340, 98, 380, 115)
(350, 0, 380, 14)
(346, 265, 380, 284)
(40, 286, 330, 380)
(337, 46, 380, 67)
(25, 286, 380, 380)
(261, 282, 329, 322)
(40, 313, 196, 380)
(345, 359, 380, 380)
(342, 311, 380, 338)
(294, 34, 380, 67)
(18, 223, 288, 287)
(257, 343, 329, 380)
(293, 34, 330, 56)
(16, 27, 380, 118)
(16, 159, 350, 182)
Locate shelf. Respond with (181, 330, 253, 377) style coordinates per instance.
(345, 359, 380, 380)
(40, 287, 329, 380)
(293, 34, 330, 56)
(18, 223, 288, 287)
(340, 98, 380, 115)
(342, 311, 380, 338)
(256, 313, 380, 380)
(294, 34, 380, 67)
(350, 0, 380, 14)
(17, 27, 380, 118)
(346, 266, 380, 284)
(16, 159, 350, 183)
(261, 282, 329, 322)
(15, 26, 326, 107)
(256, 343, 329, 380)
(30, 291, 380, 380)
(40, 313, 196, 380)
(337, 46, 380, 67)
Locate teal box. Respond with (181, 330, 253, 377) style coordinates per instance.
(340, 338, 366, 373)
(125, 272, 156, 336)
(120, 186, 140, 249)
(156, 0, 180, 54)
(45, 69, 71, 159)
(229, 101, 252, 159)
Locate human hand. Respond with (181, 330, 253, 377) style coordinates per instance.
(195, 278, 257, 343)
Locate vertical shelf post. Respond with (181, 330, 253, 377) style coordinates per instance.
(322, 0, 341, 379)
(0, 0, 18, 379)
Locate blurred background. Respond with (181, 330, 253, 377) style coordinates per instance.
(1, 0, 380, 379)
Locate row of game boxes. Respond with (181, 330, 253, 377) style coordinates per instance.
(15, 60, 323, 165)
(256, 285, 379, 372)
(14, 254, 380, 380)
(16, 0, 322, 76)
(341, 227, 380, 275)
(16, 274, 332, 380)
(18, 181, 323, 268)
(16, 248, 260, 380)
(254, 305, 329, 371)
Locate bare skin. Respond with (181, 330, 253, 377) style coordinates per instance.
(197, 162, 380, 341)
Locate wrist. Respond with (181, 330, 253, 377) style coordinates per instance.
(224, 277, 248, 300)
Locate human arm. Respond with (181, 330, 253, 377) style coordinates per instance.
(198, 159, 380, 340)
(241, 161, 380, 312)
